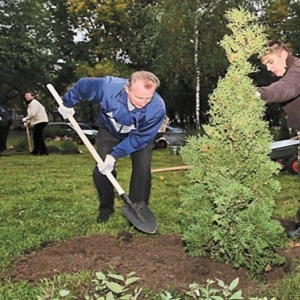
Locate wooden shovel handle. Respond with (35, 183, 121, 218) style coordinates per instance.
(26, 123, 32, 152)
(151, 165, 191, 173)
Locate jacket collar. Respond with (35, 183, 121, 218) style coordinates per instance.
(286, 53, 298, 70)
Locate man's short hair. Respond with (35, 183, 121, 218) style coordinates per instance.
(128, 71, 160, 89)
(267, 40, 289, 53)
(261, 40, 290, 64)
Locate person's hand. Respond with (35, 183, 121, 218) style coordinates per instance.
(58, 104, 75, 119)
(22, 117, 29, 126)
(255, 91, 261, 98)
(98, 155, 116, 174)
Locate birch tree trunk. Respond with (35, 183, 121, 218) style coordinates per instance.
(194, 1, 201, 129)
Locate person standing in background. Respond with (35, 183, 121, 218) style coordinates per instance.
(0, 104, 13, 154)
(23, 92, 49, 155)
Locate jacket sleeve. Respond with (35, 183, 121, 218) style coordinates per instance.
(258, 66, 300, 103)
(27, 101, 39, 120)
(110, 110, 166, 159)
(63, 78, 105, 107)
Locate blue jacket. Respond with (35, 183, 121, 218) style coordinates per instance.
(63, 76, 166, 159)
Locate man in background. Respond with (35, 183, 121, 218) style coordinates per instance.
(23, 92, 49, 155)
(0, 104, 13, 154)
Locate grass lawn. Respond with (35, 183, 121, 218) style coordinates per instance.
(0, 136, 299, 299)
(0, 138, 188, 267)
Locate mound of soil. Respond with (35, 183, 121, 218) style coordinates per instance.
(1, 226, 300, 297)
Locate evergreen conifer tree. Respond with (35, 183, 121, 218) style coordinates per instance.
(180, 8, 286, 276)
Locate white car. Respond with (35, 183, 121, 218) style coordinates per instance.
(164, 125, 187, 146)
(70, 123, 98, 144)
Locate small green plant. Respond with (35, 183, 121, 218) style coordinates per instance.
(85, 270, 142, 300)
(160, 291, 180, 300)
(186, 277, 243, 300)
(37, 288, 70, 300)
(36, 277, 72, 300)
(159, 278, 275, 300)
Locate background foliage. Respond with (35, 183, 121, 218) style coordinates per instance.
(1, 0, 300, 125)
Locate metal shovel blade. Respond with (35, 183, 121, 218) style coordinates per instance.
(121, 201, 158, 234)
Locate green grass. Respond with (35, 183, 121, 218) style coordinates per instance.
(273, 172, 300, 220)
(0, 137, 299, 299)
(0, 138, 187, 268)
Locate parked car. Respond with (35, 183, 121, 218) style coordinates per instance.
(164, 125, 187, 146)
(166, 125, 185, 134)
(44, 122, 97, 145)
(153, 125, 187, 149)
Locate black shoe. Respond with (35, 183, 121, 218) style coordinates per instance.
(96, 212, 112, 223)
(288, 227, 300, 238)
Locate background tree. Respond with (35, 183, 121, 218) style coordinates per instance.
(63, 0, 158, 122)
(149, 0, 265, 126)
(2, 0, 300, 126)
(0, 0, 58, 114)
(180, 8, 285, 277)
(66, 0, 135, 77)
(150, 0, 195, 125)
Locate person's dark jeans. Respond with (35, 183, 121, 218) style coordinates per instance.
(32, 122, 48, 155)
(0, 122, 12, 152)
(92, 127, 153, 214)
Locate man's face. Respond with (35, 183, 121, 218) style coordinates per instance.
(24, 93, 34, 101)
(125, 80, 155, 109)
(262, 51, 288, 77)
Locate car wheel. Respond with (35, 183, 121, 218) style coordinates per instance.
(286, 155, 298, 175)
(155, 138, 168, 149)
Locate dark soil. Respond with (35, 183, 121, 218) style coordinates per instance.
(1, 221, 300, 298)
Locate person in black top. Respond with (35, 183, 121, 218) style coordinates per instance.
(0, 105, 13, 153)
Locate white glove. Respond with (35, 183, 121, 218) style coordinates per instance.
(255, 91, 261, 98)
(58, 104, 75, 119)
(98, 154, 116, 174)
(22, 117, 29, 126)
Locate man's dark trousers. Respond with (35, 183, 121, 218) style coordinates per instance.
(92, 126, 153, 215)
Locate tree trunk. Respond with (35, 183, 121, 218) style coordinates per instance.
(194, 1, 201, 129)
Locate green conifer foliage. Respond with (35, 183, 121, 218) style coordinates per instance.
(180, 8, 286, 276)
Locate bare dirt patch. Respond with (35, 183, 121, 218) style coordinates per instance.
(1, 222, 300, 297)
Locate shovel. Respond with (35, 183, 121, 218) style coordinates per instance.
(46, 84, 158, 234)
(25, 123, 33, 152)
